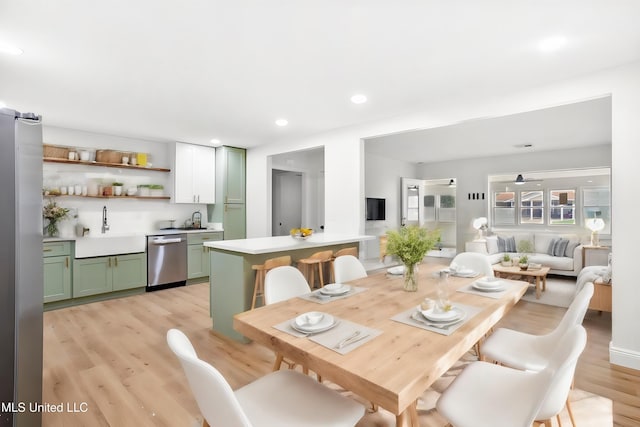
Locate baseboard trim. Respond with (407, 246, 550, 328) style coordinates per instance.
(609, 342, 640, 370)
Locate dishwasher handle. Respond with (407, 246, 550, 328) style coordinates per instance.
(151, 237, 184, 245)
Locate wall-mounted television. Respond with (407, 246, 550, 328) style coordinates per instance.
(366, 197, 386, 220)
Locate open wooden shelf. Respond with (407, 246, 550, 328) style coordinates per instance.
(43, 194, 170, 200)
(43, 157, 171, 172)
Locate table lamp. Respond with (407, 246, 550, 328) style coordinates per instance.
(585, 218, 605, 246)
(472, 217, 488, 240)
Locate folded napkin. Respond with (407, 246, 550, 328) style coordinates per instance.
(273, 317, 382, 354)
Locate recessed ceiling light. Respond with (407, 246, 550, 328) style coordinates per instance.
(275, 119, 288, 127)
(209, 139, 222, 147)
(538, 36, 567, 53)
(0, 43, 23, 55)
(350, 94, 367, 104)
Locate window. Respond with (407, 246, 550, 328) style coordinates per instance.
(549, 189, 575, 225)
(583, 187, 611, 233)
(520, 191, 543, 225)
(493, 191, 515, 225)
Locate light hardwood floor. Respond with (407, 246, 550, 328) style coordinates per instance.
(43, 282, 640, 426)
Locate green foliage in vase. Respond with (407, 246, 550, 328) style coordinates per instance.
(385, 226, 440, 266)
(519, 254, 529, 264)
(517, 240, 533, 254)
(502, 253, 511, 262)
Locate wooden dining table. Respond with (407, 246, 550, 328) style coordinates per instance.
(233, 263, 528, 427)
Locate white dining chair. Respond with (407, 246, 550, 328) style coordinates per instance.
(450, 252, 495, 277)
(264, 266, 311, 304)
(167, 329, 364, 427)
(333, 255, 368, 283)
(482, 282, 594, 371)
(264, 266, 313, 372)
(436, 325, 587, 427)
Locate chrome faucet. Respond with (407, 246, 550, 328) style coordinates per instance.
(102, 205, 110, 233)
(192, 210, 202, 229)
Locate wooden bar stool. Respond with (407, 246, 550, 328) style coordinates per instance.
(297, 250, 333, 289)
(330, 247, 358, 282)
(251, 255, 291, 309)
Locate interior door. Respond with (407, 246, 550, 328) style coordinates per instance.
(272, 169, 302, 236)
(401, 178, 424, 226)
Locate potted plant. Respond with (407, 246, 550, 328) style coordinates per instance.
(519, 254, 529, 270)
(112, 182, 124, 196)
(501, 253, 511, 267)
(149, 184, 164, 197)
(385, 226, 440, 292)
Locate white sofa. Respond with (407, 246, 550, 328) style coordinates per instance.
(467, 231, 587, 277)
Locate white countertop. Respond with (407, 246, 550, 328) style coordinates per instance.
(203, 233, 375, 255)
(43, 228, 223, 242)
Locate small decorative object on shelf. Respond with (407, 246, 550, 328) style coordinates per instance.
(519, 254, 529, 270)
(43, 198, 69, 237)
(112, 182, 124, 196)
(385, 226, 440, 292)
(290, 228, 313, 239)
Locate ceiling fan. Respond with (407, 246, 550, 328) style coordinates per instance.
(513, 174, 543, 185)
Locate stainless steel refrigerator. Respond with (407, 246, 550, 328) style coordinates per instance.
(0, 108, 43, 426)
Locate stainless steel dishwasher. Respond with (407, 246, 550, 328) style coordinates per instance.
(147, 233, 187, 290)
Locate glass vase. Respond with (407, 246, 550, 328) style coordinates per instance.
(45, 219, 59, 237)
(403, 263, 418, 292)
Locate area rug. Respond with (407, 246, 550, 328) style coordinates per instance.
(520, 276, 577, 308)
(349, 351, 612, 427)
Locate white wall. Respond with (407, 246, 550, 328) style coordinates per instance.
(43, 126, 208, 237)
(246, 60, 640, 369)
(417, 145, 611, 250)
(363, 151, 417, 258)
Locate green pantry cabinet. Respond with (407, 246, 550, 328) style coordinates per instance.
(187, 231, 223, 279)
(73, 253, 146, 297)
(209, 146, 246, 240)
(43, 241, 72, 303)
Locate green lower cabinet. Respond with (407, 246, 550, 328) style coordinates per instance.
(43, 255, 72, 303)
(112, 253, 147, 291)
(188, 244, 209, 279)
(187, 232, 222, 280)
(74, 253, 146, 298)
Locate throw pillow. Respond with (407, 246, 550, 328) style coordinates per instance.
(602, 263, 612, 283)
(565, 242, 580, 258)
(547, 238, 559, 256)
(500, 236, 516, 252)
(552, 238, 569, 257)
(497, 236, 506, 252)
(486, 236, 499, 255)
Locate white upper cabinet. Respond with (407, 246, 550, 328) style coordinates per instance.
(174, 142, 215, 204)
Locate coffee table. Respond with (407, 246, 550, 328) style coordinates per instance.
(492, 264, 550, 299)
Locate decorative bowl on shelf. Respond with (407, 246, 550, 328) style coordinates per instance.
(290, 228, 313, 239)
(519, 263, 529, 271)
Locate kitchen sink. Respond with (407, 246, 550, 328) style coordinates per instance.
(75, 234, 147, 258)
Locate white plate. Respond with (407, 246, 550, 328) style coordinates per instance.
(387, 265, 405, 275)
(421, 306, 464, 322)
(472, 281, 506, 292)
(320, 284, 351, 296)
(291, 312, 336, 333)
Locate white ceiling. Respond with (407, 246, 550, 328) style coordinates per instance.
(366, 96, 612, 164)
(1, 1, 639, 150)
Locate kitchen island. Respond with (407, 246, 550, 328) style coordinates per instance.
(204, 233, 374, 341)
